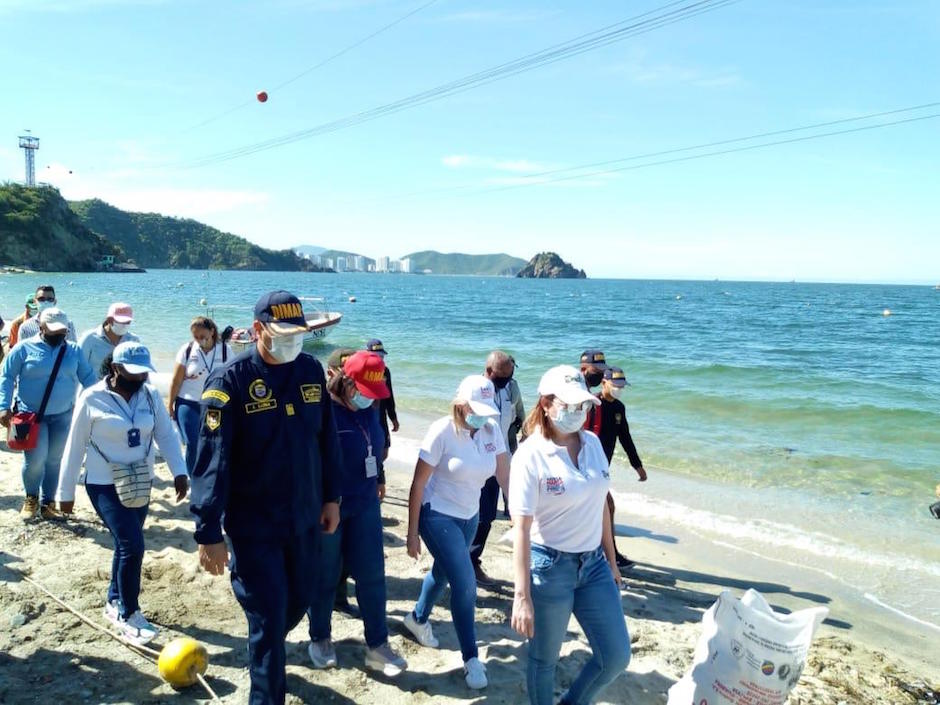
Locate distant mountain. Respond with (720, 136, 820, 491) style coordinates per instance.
(71, 199, 327, 271)
(0, 183, 123, 271)
(294, 245, 327, 257)
(402, 250, 526, 276)
(517, 252, 586, 279)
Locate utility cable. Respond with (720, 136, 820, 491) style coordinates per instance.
(186, 0, 441, 132)
(179, 0, 740, 168)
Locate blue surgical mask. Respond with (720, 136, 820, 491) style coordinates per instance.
(465, 413, 489, 429)
(37, 299, 55, 312)
(351, 391, 374, 409)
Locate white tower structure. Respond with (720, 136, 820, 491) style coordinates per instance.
(18, 132, 40, 187)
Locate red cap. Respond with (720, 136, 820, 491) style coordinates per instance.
(343, 351, 390, 399)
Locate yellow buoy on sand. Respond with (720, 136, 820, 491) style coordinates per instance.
(158, 637, 208, 688)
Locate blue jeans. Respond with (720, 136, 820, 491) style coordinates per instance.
(175, 398, 201, 477)
(22, 409, 72, 504)
(86, 483, 149, 618)
(413, 503, 480, 661)
(308, 497, 389, 648)
(527, 543, 631, 705)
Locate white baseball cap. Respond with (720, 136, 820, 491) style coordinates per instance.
(38, 307, 69, 333)
(537, 365, 600, 406)
(455, 374, 500, 416)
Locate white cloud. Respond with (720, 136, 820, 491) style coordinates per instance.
(39, 163, 270, 219)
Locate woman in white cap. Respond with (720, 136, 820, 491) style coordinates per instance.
(56, 341, 188, 644)
(509, 365, 630, 705)
(0, 307, 96, 520)
(79, 302, 140, 379)
(403, 375, 510, 690)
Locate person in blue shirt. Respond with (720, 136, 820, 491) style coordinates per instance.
(307, 350, 407, 676)
(190, 290, 342, 705)
(78, 302, 140, 379)
(0, 307, 96, 519)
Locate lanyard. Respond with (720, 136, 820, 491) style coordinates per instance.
(197, 345, 217, 374)
(351, 415, 372, 451)
(105, 390, 139, 426)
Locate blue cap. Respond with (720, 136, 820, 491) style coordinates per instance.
(254, 290, 308, 335)
(604, 366, 630, 387)
(579, 349, 608, 369)
(365, 338, 386, 356)
(113, 341, 156, 374)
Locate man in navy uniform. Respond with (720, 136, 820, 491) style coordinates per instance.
(191, 290, 342, 705)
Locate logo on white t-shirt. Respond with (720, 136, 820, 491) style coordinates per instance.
(484, 442, 497, 453)
(545, 477, 566, 495)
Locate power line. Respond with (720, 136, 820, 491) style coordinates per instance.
(185, 0, 441, 132)
(471, 110, 940, 195)
(180, 0, 741, 168)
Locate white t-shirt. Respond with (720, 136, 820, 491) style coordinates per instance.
(419, 416, 507, 520)
(509, 430, 610, 553)
(175, 341, 233, 401)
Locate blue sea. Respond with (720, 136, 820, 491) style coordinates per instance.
(2, 270, 938, 631)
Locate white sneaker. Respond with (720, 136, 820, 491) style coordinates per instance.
(403, 611, 439, 648)
(365, 642, 407, 677)
(103, 599, 121, 628)
(308, 639, 337, 669)
(464, 657, 488, 689)
(120, 610, 158, 644)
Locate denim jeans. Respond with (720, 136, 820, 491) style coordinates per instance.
(86, 483, 149, 618)
(308, 497, 389, 648)
(22, 409, 73, 504)
(175, 398, 201, 477)
(527, 543, 631, 705)
(413, 503, 480, 661)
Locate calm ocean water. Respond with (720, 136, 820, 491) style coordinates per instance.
(2, 270, 938, 628)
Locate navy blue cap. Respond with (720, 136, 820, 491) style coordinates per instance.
(579, 349, 608, 369)
(254, 290, 308, 335)
(365, 338, 386, 356)
(604, 366, 631, 387)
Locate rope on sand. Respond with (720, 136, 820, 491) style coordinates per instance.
(21, 574, 221, 703)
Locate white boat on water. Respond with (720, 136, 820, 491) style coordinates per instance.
(227, 298, 342, 352)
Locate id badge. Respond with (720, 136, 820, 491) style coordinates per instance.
(364, 447, 378, 478)
(127, 428, 141, 448)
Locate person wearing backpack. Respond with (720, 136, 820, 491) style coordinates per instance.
(168, 316, 232, 477)
(56, 342, 188, 644)
(0, 308, 96, 520)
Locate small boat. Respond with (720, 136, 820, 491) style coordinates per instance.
(227, 304, 342, 353)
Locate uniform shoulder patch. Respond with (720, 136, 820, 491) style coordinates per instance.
(202, 389, 231, 405)
(205, 408, 222, 431)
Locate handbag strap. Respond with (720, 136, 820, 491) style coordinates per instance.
(36, 344, 68, 423)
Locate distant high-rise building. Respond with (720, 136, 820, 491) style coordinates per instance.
(352, 255, 365, 271)
(335, 257, 347, 272)
(400, 257, 412, 273)
(377, 256, 390, 272)
(388, 260, 401, 273)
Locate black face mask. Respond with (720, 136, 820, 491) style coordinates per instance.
(585, 372, 604, 388)
(113, 373, 146, 395)
(491, 375, 512, 390)
(42, 333, 66, 348)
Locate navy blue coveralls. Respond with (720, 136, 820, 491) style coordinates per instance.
(191, 347, 342, 705)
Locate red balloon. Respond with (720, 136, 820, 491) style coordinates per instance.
(256, 91, 268, 103)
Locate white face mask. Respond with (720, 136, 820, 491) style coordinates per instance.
(550, 406, 587, 434)
(263, 332, 304, 363)
(608, 387, 624, 400)
(37, 299, 55, 312)
(110, 322, 130, 336)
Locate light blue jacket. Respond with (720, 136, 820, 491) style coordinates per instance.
(78, 325, 140, 380)
(0, 338, 96, 416)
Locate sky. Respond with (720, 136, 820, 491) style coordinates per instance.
(1, 0, 938, 283)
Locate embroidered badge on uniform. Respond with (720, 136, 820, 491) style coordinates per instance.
(286, 403, 295, 416)
(249, 379, 272, 401)
(206, 409, 222, 431)
(545, 477, 566, 495)
(202, 389, 230, 405)
(300, 384, 321, 403)
(615, 413, 622, 423)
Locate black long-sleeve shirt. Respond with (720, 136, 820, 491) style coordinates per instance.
(378, 367, 397, 448)
(585, 397, 643, 469)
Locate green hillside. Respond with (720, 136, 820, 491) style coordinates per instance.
(0, 183, 123, 271)
(403, 250, 526, 276)
(70, 198, 325, 271)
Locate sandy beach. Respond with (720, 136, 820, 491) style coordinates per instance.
(0, 419, 937, 705)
